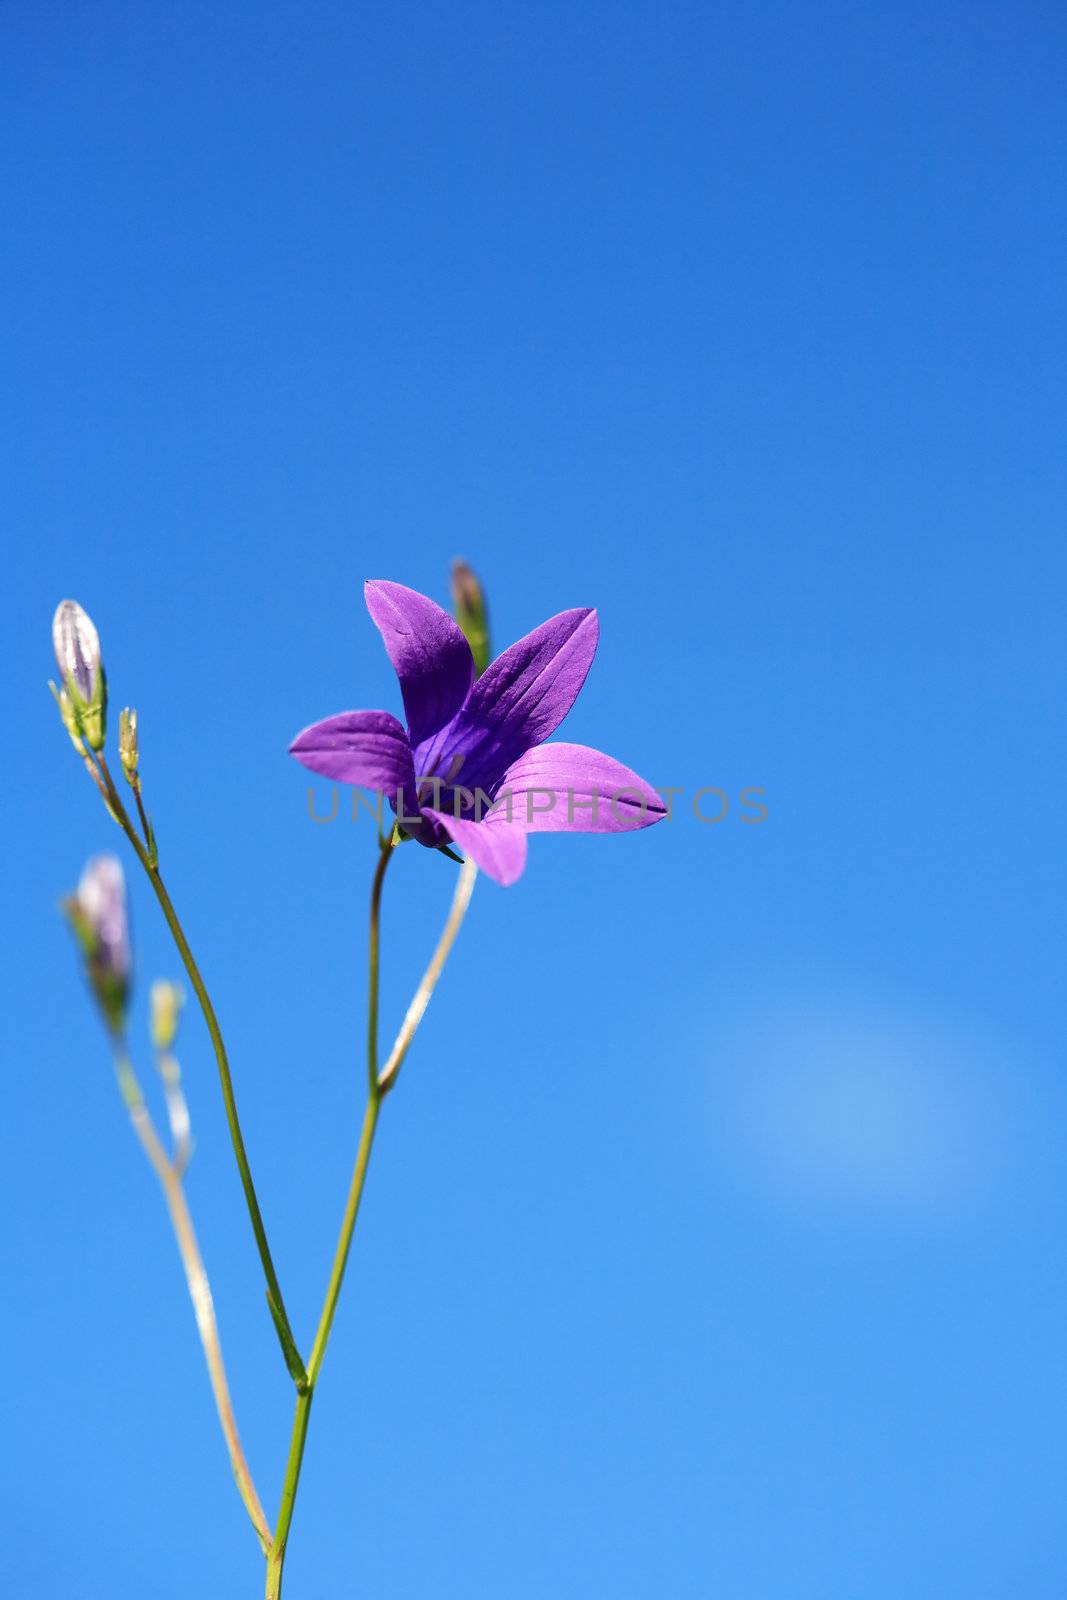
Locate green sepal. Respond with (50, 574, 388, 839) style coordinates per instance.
(61, 662, 108, 752)
(49, 680, 87, 755)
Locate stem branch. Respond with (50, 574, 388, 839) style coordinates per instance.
(379, 854, 477, 1094)
(114, 1047, 272, 1552)
(94, 754, 302, 1375)
(265, 838, 478, 1595)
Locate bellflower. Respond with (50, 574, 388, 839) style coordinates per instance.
(290, 581, 665, 885)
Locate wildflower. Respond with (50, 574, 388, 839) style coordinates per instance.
(289, 581, 665, 885)
(64, 854, 131, 1032)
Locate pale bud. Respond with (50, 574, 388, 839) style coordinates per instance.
(450, 559, 491, 677)
(64, 854, 131, 1033)
(119, 707, 139, 783)
(51, 599, 107, 750)
(150, 980, 184, 1053)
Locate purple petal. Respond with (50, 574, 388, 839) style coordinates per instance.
(422, 807, 528, 886)
(415, 608, 598, 791)
(492, 742, 666, 833)
(365, 580, 474, 748)
(289, 710, 416, 795)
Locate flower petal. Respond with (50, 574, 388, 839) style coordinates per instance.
(365, 580, 474, 748)
(492, 742, 666, 833)
(419, 608, 598, 790)
(422, 807, 528, 886)
(289, 709, 416, 793)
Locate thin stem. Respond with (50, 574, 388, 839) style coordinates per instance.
(114, 1044, 272, 1552)
(131, 780, 153, 854)
(366, 835, 394, 1095)
(264, 1389, 312, 1600)
(265, 1095, 379, 1597)
(307, 1094, 381, 1387)
(266, 840, 392, 1598)
(265, 837, 479, 1596)
(378, 853, 477, 1093)
(93, 754, 302, 1373)
(156, 1048, 193, 1175)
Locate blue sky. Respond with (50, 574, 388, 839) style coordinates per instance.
(4, 3, 1066, 1596)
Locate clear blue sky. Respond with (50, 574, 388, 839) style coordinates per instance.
(4, 4, 1066, 1596)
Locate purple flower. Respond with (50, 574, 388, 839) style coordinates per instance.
(289, 581, 665, 886)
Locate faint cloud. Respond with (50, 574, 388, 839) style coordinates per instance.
(701, 989, 1046, 1221)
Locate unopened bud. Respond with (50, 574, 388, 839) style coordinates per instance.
(451, 559, 491, 677)
(51, 599, 107, 751)
(119, 707, 139, 783)
(150, 979, 184, 1052)
(64, 853, 131, 1034)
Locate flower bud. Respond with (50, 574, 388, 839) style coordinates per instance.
(150, 979, 184, 1053)
(451, 559, 491, 677)
(119, 707, 139, 783)
(64, 854, 131, 1034)
(51, 599, 107, 751)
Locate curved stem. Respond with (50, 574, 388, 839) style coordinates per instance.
(114, 1044, 272, 1552)
(94, 755, 302, 1374)
(366, 836, 393, 1095)
(378, 854, 477, 1094)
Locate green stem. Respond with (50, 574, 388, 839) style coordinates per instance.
(131, 779, 155, 860)
(265, 839, 393, 1598)
(264, 1390, 312, 1600)
(378, 854, 477, 1095)
(307, 1093, 381, 1387)
(366, 835, 393, 1096)
(266, 1096, 380, 1596)
(94, 754, 301, 1374)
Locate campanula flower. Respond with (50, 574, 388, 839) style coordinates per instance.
(289, 581, 665, 885)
